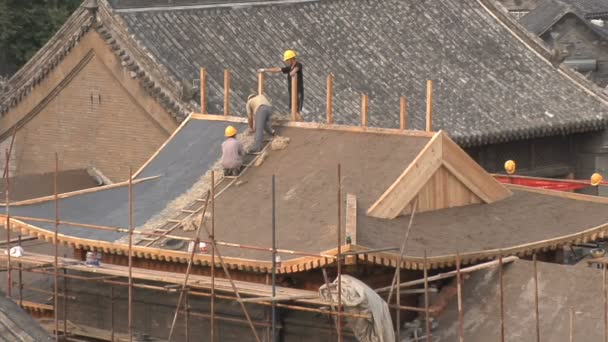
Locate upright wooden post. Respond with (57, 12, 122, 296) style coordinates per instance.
(533, 254, 540, 342)
(5, 149, 11, 299)
(400, 96, 407, 130)
(258, 72, 264, 96)
(426, 80, 433, 132)
(456, 252, 464, 342)
(224, 69, 230, 116)
(326, 74, 333, 124)
(200, 68, 207, 114)
(291, 76, 298, 121)
(361, 95, 368, 127)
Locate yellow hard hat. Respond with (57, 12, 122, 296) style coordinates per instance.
(225, 125, 237, 138)
(504, 160, 516, 175)
(283, 50, 297, 61)
(591, 173, 603, 186)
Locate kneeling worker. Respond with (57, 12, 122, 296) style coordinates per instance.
(221, 125, 245, 176)
(247, 93, 275, 152)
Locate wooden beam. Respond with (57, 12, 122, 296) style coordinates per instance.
(426, 80, 433, 132)
(326, 74, 333, 124)
(367, 132, 443, 219)
(441, 131, 512, 203)
(345, 194, 357, 245)
(361, 94, 368, 127)
(224, 69, 230, 116)
(200, 68, 207, 114)
(291, 76, 298, 121)
(400, 96, 406, 130)
(258, 72, 264, 96)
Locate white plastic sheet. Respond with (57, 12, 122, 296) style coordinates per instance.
(319, 275, 394, 342)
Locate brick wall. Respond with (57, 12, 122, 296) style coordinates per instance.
(0, 30, 178, 182)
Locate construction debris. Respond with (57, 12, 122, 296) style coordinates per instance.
(270, 135, 290, 151)
(320, 275, 394, 342)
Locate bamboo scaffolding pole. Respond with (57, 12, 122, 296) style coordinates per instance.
(4, 149, 11, 299)
(185, 290, 189, 342)
(200, 68, 207, 114)
(396, 261, 401, 341)
(201, 203, 262, 341)
(63, 263, 68, 339)
(570, 306, 574, 342)
(361, 95, 368, 127)
(210, 171, 216, 342)
(17, 235, 22, 307)
(376, 256, 518, 293)
(400, 96, 407, 130)
(128, 167, 133, 342)
(533, 254, 540, 342)
(19, 285, 75, 299)
(168, 191, 211, 341)
(387, 197, 418, 304)
(110, 285, 115, 342)
(258, 72, 264, 96)
(291, 76, 298, 121)
(326, 74, 333, 124)
(499, 252, 505, 342)
(271, 175, 277, 342)
(4, 215, 337, 259)
(322, 268, 339, 336)
(426, 80, 433, 132)
(53, 153, 59, 342)
(456, 252, 464, 342)
(337, 163, 343, 342)
(224, 69, 230, 116)
(604, 265, 607, 342)
(424, 251, 430, 342)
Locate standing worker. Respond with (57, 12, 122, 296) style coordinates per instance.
(258, 50, 304, 120)
(221, 125, 245, 176)
(247, 93, 275, 153)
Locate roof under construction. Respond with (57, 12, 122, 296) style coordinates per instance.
(5, 115, 608, 273)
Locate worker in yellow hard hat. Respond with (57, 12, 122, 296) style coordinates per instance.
(246, 93, 275, 153)
(258, 50, 304, 120)
(221, 125, 245, 176)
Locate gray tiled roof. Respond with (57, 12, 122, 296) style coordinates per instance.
(114, 0, 608, 146)
(521, 0, 608, 36)
(0, 294, 52, 341)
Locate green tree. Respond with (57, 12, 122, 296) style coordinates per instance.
(0, 0, 82, 76)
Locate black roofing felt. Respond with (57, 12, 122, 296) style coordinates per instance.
(114, 0, 608, 146)
(7, 120, 246, 241)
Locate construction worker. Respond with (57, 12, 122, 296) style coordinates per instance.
(221, 125, 245, 176)
(247, 93, 275, 152)
(258, 49, 304, 120)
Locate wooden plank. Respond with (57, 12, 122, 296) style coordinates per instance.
(426, 80, 433, 132)
(345, 194, 357, 245)
(257, 71, 264, 95)
(190, 114, 248, 123)
(400, 96, 406, 130)
(361, 94, 368, 127)
(441, 131, 512, 203)
(200, 68, 207, 114)
(6, 175, 161, 207)
(505, 183, 608, 204)
(367, 132, 443, 219)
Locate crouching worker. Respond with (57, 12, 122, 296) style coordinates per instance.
(247, 94, 275, 152)
(221, 125, 245, 176)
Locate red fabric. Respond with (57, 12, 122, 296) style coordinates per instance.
(494, 176, 591, 191)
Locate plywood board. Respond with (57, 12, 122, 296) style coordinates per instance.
(345, 194, 357, 244)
